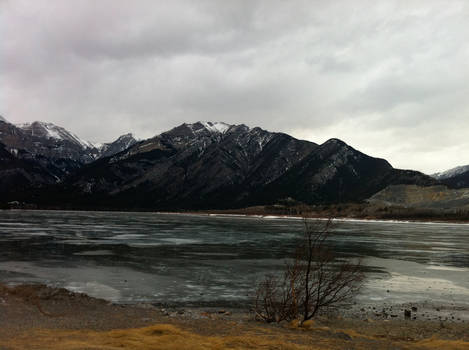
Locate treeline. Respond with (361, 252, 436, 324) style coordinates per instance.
(201, 200, 469, 222)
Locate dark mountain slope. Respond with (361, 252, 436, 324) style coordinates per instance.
(35, 122, 438, 210)
(0, 143, 57, 198)
(96, 133, 137, 159)
(441, 171, 469, 189)
(0, 118, 140, 182)
(440, 171, 469, 188)
(45, 122, 317, 209)
(0, 119, 89, 177)
(250, 139, 437, 205)
(431, 164, 469, 189)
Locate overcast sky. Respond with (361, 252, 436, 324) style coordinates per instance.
(1, 0, 468, 174)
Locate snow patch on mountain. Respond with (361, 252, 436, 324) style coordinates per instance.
(16, 121, 94, 150)
(432, 165, 469, 180)
(0, 116, 7, 123)
(200, 121, 231, 134)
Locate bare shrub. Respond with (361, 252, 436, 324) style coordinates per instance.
(254, 218, 364, 323)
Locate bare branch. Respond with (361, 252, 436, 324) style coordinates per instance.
(254, 217, 364, 323)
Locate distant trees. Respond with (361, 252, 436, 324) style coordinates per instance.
(254, 218, 364, 323)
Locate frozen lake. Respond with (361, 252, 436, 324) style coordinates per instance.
(0, 210, 468, 310)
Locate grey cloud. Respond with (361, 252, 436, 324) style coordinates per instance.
(1, 0, 468, 173)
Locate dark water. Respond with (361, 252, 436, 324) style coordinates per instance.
(0, 210, 468, 308)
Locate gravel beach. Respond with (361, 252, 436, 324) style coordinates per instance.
(1, 284, 468, 350)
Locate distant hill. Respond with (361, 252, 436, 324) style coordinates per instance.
(368, 184, 469, 210)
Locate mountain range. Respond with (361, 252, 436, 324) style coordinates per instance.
(1, 117, 466, 211)
(0, 117, 137, 182)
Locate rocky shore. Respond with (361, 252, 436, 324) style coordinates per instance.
(1, 284, 468, 349)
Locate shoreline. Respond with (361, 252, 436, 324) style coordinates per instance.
(2, 282, 468, 324)
(4, 207, 469, 225)
(1, 284, 468, 349)
(156, 210, 469, 225)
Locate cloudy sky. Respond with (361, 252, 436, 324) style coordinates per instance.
(1, 0, 468, 174)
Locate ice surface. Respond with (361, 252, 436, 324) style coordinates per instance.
(2, 211, 469, 307)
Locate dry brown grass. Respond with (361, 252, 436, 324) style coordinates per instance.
(3, 324, 317, 350)
(2, 323, 469, 350)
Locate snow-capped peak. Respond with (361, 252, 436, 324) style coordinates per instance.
(0, 116, 7, 123)
(432, 164, 469, 180)
(16, 121, 94, 150)
(199, 121, 231, 134)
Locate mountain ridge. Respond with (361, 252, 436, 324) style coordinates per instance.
(0, 118, 139, 180)
(0, 118, 443, 210)
(33, 121, 436, 210)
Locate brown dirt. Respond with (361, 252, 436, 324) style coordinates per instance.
(1, 284, 468, 350)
